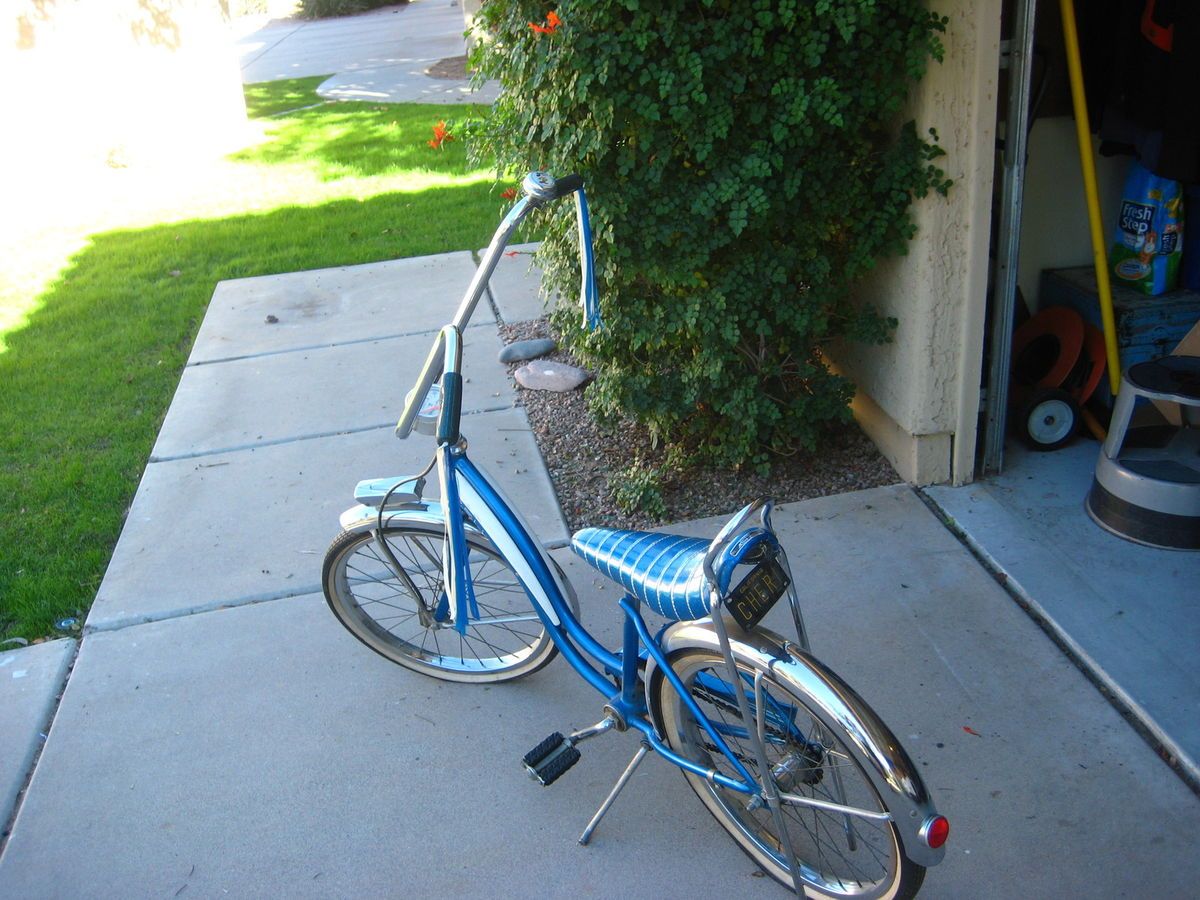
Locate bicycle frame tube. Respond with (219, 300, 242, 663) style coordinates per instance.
(618, 597, 758, 792)
(452, 197, 535, 333)
(398, 173, 598, 440)
(449, 452, 622, 696)
(438, 445, 478, 636)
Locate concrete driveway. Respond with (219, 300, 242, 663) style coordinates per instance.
(237, 1, 499, 104)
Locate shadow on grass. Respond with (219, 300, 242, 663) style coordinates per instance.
(243, 75, 332, 118)
(234, 102, 489, 181)
(0, 182, 504, 641)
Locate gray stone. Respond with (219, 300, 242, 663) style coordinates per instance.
(498, 338, 556, 363)
(7, 489, 1200, 897)
(0, 639, 74, 831)
(1, 587, 753, 898)
(514, 360, 589, 392)
(238, 3, 500, 105)
(644, 486, 1200, 896)
(926, 439, 1200, 778)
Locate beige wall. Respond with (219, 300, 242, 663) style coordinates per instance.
(831, 0, 1001, 485)
(4, 0, 247, 171)
(1017, 116, 1127, 311)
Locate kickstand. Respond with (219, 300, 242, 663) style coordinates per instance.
(578, 741, 651, 846)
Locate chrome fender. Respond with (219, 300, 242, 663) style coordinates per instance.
(645, 618, 946, 868)
(337, 501, 455, 535)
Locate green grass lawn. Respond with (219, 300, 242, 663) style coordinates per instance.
(0, 79, 514, 642)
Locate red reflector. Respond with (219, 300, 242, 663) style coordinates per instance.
(924, 815, 950, 849)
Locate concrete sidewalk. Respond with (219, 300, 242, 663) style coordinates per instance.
(237, 1, 499, 105)
(2, 246, 1199, 898)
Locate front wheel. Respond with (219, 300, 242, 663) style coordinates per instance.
(323, 522, 561, 683)
(653, 649, 925, 899)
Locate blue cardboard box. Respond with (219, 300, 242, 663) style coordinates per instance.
(1038, 267, 1200, 404)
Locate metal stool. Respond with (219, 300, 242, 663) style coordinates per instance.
(1086, 356, 1200, 549)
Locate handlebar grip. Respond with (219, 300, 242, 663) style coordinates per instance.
(437, 371, 463, 446)
(551, 173, 584, 199)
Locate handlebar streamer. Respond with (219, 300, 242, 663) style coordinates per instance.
(575, 189, 601, 331)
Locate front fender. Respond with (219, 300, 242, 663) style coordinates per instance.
(338, 500, 457, 535)
(646, 618, 945, 868)
(336, 501, 579, 628)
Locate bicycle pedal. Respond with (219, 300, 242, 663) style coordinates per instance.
(523, 732, 581, 786)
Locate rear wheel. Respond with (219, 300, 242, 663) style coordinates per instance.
(323, 522, 561, 683)
(654, 649, 925, 899)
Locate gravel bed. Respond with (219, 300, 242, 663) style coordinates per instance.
(498, 318, 900, 532)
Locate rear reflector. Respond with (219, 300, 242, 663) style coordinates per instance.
(921, 815, 950, 849)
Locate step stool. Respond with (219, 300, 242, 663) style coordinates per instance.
(1086, 356, 1200, 549)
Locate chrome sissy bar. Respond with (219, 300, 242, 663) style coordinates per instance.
(702, 500, 806, 898)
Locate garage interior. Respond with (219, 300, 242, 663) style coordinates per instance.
(929, 0, 1199, 788)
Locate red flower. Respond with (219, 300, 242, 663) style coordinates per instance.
(529, 10, 561, 34)
(500, 187, 518, 200)
(427, 120, 454, 150)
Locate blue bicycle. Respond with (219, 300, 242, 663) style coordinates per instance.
(323, 172, 948, 898)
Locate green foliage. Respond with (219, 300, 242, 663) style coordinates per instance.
(297, 0, 401, 19)
(611, 459, 668, 519)
(471, 0, 949, 466)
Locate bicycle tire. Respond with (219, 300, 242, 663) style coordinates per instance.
(653, 648, 925, 899)
(323, 521, 561, 683)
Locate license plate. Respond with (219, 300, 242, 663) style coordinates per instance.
(725, 553, 790, 631)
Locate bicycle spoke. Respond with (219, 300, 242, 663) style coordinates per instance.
(667, 658, 898, 895)
(328, 526, 555, 679)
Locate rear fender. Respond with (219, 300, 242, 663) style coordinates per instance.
(645, 618, 946, 868)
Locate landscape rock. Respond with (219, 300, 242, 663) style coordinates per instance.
(498, 338, 556, 363)
(513, 361, 589, 392)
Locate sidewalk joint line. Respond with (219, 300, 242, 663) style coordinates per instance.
(85, 588, 324, 637)
(85, 522, 568, 637)
(238, 21, 306, 71)
(147, 403, 517, 464)
(187, 321, 496, 368)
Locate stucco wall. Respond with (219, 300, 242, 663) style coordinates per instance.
(831, 1, 1001, 485)
(5, 0, 246, 171)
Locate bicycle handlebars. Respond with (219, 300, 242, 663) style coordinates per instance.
(522, 171, 584, 202)
(395, 171, 594, 441)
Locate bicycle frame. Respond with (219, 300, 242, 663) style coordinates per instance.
(445, 443, 763, 794)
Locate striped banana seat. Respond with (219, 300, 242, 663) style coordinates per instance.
(571, 526, 770, 622)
